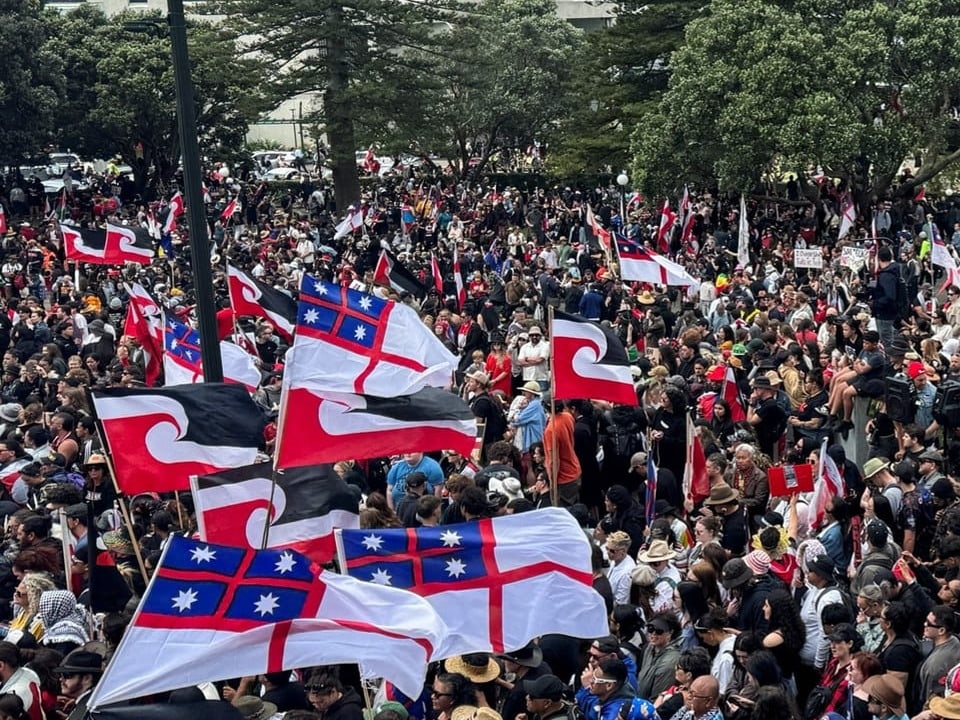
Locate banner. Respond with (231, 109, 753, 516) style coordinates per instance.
(840, 245, 869, 272)
(793, 248, 823, 269)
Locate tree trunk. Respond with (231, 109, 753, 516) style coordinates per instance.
(325, 3, 360, 213)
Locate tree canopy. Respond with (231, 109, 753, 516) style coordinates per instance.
(631, 0, 960, 209)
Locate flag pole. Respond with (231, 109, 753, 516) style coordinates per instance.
(547, 305, 559, 507)
(86, 390, 151, 587)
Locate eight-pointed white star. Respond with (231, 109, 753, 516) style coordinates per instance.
(303, 308, 319, 324)
(370, 568, 393, 585)
(254, 593, 280, 616)
(172, 588, 198, 612)
(190, 546, 216, 563)
(275, 551, 296, 574)
(358, 296, 373, 311)
(354, 325, 367, 341)
(361, 534, 384, 551)
(440, 530, 462, 547)
(314, 281, 328, 295)
(445, 558, 467, 578)
(171, 339, 179, 350)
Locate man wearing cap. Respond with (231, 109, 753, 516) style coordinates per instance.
(396, 472, 430, 528)
(864, 457, 903, 517)
(799, 554, 844, 676)
(84, 453, 116, 516)
(386, 453, 444, 510)
(0, 641, 43, 719)
(520, 675, 569, 720)
(862, 672, 908, 720)
(55, 649, 103, 720)
(746, 375, 787, 460)
(919, 449, 947, 492)
(693, 608, 737, 695)
(498, 643, 552, 720)
(518, 327, 550, 391)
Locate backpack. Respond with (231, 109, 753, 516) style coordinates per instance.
(815, 583, 858, 621)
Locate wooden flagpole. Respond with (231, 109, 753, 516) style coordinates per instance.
(547, 305, 559, 507)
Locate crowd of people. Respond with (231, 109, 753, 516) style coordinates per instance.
(0, 158, 958, 720)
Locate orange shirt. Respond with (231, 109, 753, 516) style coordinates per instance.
(544, 411, 581, 485)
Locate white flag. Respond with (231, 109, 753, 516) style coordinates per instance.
(737, 194, 750, 267)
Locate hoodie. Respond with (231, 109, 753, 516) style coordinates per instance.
(322, 686, 363, 720)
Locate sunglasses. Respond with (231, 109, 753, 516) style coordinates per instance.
(431, 691, 454, 698)
(647, 627, 668, 635)
(591, 677, 617, 685)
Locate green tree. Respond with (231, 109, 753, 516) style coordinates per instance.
(218, 0, 459, 210)
(42, 8, 269, 195)
(391, 0, 584, 180)
(551, 0, 703, 179)
(0, 0, 64, 167)
(632, 0, 960, 210)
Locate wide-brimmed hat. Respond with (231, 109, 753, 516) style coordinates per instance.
(85, 453, 108, 468)
(54, 650, 103, 676)
(862, 674, 905, 716)
(466, 371, 491, 387)
(496, 642, 542, 668)
(721, 558, 752, 589)
(235, 696, 279, 720)
(637, 290, 656, 305)
(0, 403, 21, 423)
(445, 653, 501, 683)
(521, 381, 542, 396)
(930, 694, 960, 719)
(637, 539, 677, 564)
(863, 457, 890, 480)
(704, 484, 740, 506)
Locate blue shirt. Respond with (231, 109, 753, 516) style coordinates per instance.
(387, 456, 444, 506)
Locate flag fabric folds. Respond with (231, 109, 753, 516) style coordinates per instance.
(336, 508, 608, 659)
(90, 385, 265, 494)
(682, 415, 709, 503)
(737, 195, 750, 268)
(838, 194, 856, 239)
(123, 283, 164, 386)
(334, 206, 366, 239)
(722, 366, 747, 422)
(656, 200, 676, 253)
(616, 236, 668, 285)
(453, 247, 466, 309)
(287, 274, 455, 397)
(220, 197, 240, 223)
(431, 253, 444, 296)
(0, 205, 6, 236)
(552, 311, 637, 406)
(164, 317, 262, 391)
(374, 248, 428, 300)
(227, 265, 298, 341)
(192, 463, 360, 564)
(162, 191, 185, 234)
(584, 204, 611, 251)
(276, 385, 476, 469)
(62, 223, 154, 265)
(811, 439, 845, 529)
(645, 454, 658, 528)
(88, 536, 446, 708)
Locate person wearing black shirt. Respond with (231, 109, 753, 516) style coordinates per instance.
(747, 375, 788, 459)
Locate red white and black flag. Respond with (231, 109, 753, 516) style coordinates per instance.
(162, 191, 185, 234)
(227, 264, 298, 341)
(552, 310, 638, 406)
(373, 247, 427, 300)
(123, 282, 164, 386)
(276, 385, 475, 469)
(191, 462, 360, 564)
(62, 222, 154, 264)
(90, 384, 266, 495)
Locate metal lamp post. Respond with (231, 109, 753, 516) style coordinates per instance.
(125, 3, 223, 382)
(616, 171, 629, 223)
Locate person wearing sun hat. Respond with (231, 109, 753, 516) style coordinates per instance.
(861, 673, 907, 720)
(703, 483, 749, 556)
(496, 641, 551, 720)
(636, 540, 680, 614)
(444, 653, 500, 686)
(863, 457, 903, 517)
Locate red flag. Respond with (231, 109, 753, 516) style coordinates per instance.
(453, 247, 466, 310)
(431, 252, 443, 296)
(767, 463, 815, 497)
(123, 282, 164, 386)
(191, 462, 360, 564)
(811, 438, 845, 529)
(723, 366, 747, 422)
(0, 205, 6, 236)
(276, 386, 476, 468)
(585, 204, 611, 251)
(914, 186, 926, 202)
(682, 415, 709, 502)
(552, 311, 638, 405)
(220, 197, 239, 223)
(657, 200, 676, 253)
(90, 384, 265, 494)
(162, 191, 185, 234)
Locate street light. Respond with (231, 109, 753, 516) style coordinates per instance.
(124, 3, 223, 382)
(616, 171, 629, 222)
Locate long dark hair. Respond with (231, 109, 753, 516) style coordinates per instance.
(765, 589, 806, 651)
(677, 581, 710, 626)
(435, 672, 477, 709)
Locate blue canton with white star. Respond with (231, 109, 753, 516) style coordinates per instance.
(297, 275, 388, 351)
(340, 523, 487, 589)
(141, 537, 315, 622)
(165, 318, 202, 370)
